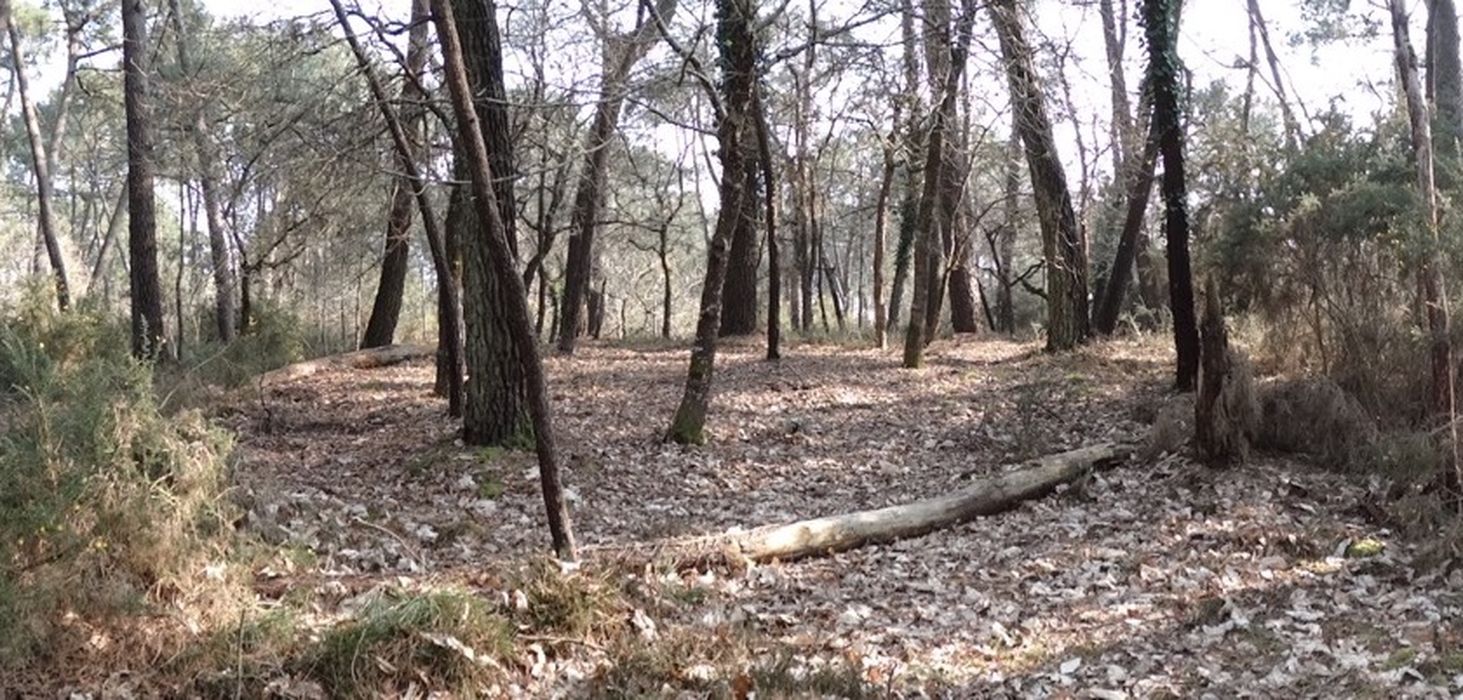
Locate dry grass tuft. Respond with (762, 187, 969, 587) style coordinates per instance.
(1255, 377, 1378, 470)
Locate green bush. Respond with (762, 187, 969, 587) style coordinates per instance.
(182, 300, 306, 388)
(0, 306, 239, 665)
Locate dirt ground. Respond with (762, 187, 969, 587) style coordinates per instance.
(222, 335, 1463, 697)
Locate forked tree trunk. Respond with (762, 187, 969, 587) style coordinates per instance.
(4, 0, 69, 312)
(433, 0, 576, 560)
(123, 0, 164, 358)
(991, 0, 1090, 351)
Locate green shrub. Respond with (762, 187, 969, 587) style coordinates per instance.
(183, 300, 306, 388)
(0, 307, 239, 665)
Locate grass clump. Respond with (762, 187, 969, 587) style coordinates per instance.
(0, 304, 241, 667)
(308, 588, 512, 698)
(511, 559, 622, 637)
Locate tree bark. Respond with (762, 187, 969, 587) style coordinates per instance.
(752, 86, 781, 360)
(433, 0, 576, 560)
(4, 0, 69, 312)
(872, 123, 898, 348)
(169, 0, 237, 342)
(451, 0, 531, 443)
(123, 0, 164, 358)
(666, 0, 757, 444)
(362, 0, 431, 349)
(1143, 0, 1199, 391)
(991, 0, 1090, 351)
(720, 160, 761, 336)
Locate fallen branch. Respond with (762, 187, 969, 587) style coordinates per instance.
(629, 443, 1132, 565)
(258, 344, 435, 386)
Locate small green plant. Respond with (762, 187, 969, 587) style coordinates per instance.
(478, 473, 506, 499)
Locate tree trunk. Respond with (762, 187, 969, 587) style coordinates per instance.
(872, 124, 898, 348)
(995, 129, 1019, 334)
(330, 0, 465, 416)
(87, 184, 127, 296)
(720, 160, 761, 337)
(752, 87, 781, 360)
(433, 0, 576, 560)
(558, 0, 677, 354)
(666, 443, 1131, 564)
(903, 0, 974, 368)
(168, 0, 237, 342)
(4, 0, 69, 312)
(1092, 119, 1159, 335)
(450, 0, 532, 442)
(123, 0, 164, 358)
(990, 0, 1090, 351)
(1394, 0, 1457, 428)
(362, 0, 431, 349)
(666, 0, 757, 444)
(1143, 0, 1200, 391)
(1195, 281, 1253, 466)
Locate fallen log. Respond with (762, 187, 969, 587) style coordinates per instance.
(645, 443, 1132, 565)
(258, 344, 435, 386)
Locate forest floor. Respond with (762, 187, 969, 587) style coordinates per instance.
(214, 335, 1463, 698)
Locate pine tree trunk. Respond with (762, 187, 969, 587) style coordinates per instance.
(991, 0, 1089, 351)
(122, 0, 164, 358)
(433, 0, 576, 560)
(452, 0, 531, 442)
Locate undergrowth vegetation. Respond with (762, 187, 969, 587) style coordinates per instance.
(0, 303, 243, 667)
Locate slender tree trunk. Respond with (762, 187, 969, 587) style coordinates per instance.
(666, 0, 757, 444)
(123, 0, 164, 358)
(433, 0, 576, 560)
(87, 184, 127, 296)
(4, 0, 69, 311)
(330, 0, 465, 415)
(873, 123, 898, 348)
(1143, 0, 1199, 390)
(168, 0, 237, 342)
(1093, 119, 1159, 335)
(362, 0, 431, 348)
(1246, 0, 1305, 146)
(753, 87, 781, 360)
(1395, 0, 1457, 431)
(991, 0, 1089, 351)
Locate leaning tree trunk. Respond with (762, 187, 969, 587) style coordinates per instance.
(433, 0, 576, 561)
(168, 0, 236, 342)
(872, 122, 898, 348)
(1143, 0, 1199, 391)
(666, 0, 757, 445)
(752, 86, 782, 360)
(122, 0, 164, 359)
(4, 0, 69, 312)
(362, 0, 431, 349)
(330, 0, 465, 415)
(991, 0, 1089, 351)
